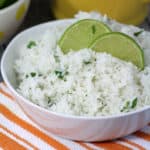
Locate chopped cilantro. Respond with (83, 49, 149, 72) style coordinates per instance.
(27, 41, 36, 49)
(131, 98, 137, 108)
(48, 97, 52, 104)
(83, 61, 91, 64)
(55, 70, 63, 79)
(55, 70, 69, 79)
(134, 30, 143, 37)
(92, 25, 96, 34)
(47, 97, 54, 107)
(121, 98, 138, 112)
(30, 72, 36, 77)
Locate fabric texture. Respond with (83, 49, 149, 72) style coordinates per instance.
(0, 82, 150, 150)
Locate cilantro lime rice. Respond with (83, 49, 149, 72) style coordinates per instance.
(15, 12, 150, 116)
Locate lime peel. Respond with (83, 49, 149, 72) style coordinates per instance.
(90, 32, 144, 69)
(59, 19, 111, 53)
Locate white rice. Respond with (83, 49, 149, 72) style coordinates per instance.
(15, 11, 150, 116)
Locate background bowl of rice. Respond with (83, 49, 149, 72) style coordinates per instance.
(1, 19, 150, 142)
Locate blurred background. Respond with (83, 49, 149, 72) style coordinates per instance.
(0, 0, 150, 81)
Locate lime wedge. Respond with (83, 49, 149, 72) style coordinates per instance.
(90, 32, 144, 69)
(59, 19, 111, 53)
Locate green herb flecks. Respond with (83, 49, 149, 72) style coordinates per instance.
(134, 30, 143, 37)
(47, 97, 54, 107)
(48, 97, 52, 104)
(83, 61, 91, 65)
(55, 70, 69, 79)
(131, 98, 137, 108)
(30, 72, 36, 77)
(47, 96, 56, 107)
(27, 41, 37, 49)
(26, 73, 41, 78)
(121, 98, 138, 112)
(92, 25, 96, 34)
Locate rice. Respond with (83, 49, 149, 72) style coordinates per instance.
(15, 11, 150, 116)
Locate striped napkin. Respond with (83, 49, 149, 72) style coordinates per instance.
(0, 82, 150, 150)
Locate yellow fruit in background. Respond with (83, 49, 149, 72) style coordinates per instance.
(52, 0, 150, 25)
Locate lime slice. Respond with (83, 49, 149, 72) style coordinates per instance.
(90, 32, 144, 69)
(59, 19, 111, 53)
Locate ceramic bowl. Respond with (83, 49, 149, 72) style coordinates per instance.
(1, 20, 150, 142)
(0, 0, 30, 45)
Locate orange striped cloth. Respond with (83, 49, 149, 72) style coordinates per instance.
(0, 82, 150, 150)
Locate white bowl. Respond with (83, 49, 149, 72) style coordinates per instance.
(1, 20, 150, 142)
(0, 0, 30, 45)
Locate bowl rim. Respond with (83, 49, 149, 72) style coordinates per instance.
(0, 0, 28, 14)
(1, 19, 150, 120)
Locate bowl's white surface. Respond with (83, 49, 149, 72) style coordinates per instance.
(0, 0, 30, 45)
(1, 20, 150, 141)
